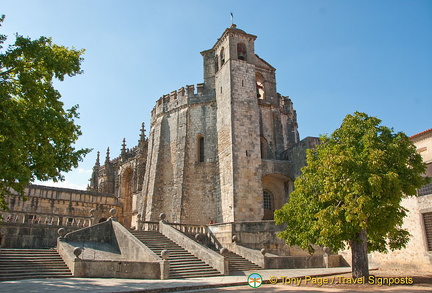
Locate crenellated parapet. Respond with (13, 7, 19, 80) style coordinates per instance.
(151, 83, 215, 125)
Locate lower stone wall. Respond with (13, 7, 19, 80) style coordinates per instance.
(338, 195, 432, 272)
(0, 223, 79, 248)
(209, 221, 325, 257)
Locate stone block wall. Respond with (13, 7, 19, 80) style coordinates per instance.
(229, 60, 263, 222)
(367, 194, 432, 271)
(0, 223, 77, 248)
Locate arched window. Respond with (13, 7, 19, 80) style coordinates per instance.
(237, 43, 247, 60)
(256, 72, 265, 100)
(214, 55, 219, 73)
(197, 135, 205, 162)
(220, 47, 225, 65)
(260, 136, 269, 159)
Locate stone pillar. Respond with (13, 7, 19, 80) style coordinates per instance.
(160, 249, 170, 280)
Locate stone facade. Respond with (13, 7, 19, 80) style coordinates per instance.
(1, 26, 317, 252)
(86, 25, 311, 228)
(0, 184, 119, 248)
(137, 25, 302, 225)
(88, 123, 148, 228)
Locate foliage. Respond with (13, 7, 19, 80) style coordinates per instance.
(0, 15, 91, 211)
(275, 112, 428, 255)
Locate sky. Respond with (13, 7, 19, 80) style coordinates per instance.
(2, 0, 432, 190)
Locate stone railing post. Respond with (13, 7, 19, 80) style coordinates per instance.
(160, 249, 170, 280)
(136, 214, 142, 231)
(90, 209, 95, 226)
(58, 228, 66, 241)
(220, 248, 230, 276)
(109, 208, 117, 221)
(261, 248, 267, 269)
(323, 247, 330, 268)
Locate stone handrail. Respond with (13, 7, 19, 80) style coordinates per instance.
(231, 243, 266, 268)
(159, 220, 229, 275)
(58, 218, 169, 279)
(165, 222, 224, 251)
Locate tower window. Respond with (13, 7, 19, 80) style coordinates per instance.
(260, 136, 269, 159)
(256, 72, 265, 100)
(220, 47, 225, 65)
(197, 135, 205, 162)
(214, 55, 219, 73)
(237, 43, 247, 61)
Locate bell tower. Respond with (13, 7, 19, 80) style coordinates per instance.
(211, 25, 265, 222)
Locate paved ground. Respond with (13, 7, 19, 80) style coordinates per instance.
(0, 267, 430, 293)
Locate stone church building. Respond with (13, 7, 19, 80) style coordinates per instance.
(88, 24, 317, 228)
(2, 25, 431, 275)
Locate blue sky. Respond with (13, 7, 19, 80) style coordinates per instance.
(2, 0, 432, 189)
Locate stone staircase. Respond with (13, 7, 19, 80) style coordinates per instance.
(130, 230, 222, 279)
(226, 251, 261, 272)
(0, 248, 72, 281)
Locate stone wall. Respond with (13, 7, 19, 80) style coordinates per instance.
(365, 194, 432, 271)
(5, 184, 118, 223)
(209, 221, 325, 257)
(0, 184, 120, 248)
(0, 222, 79, 248)
(141, 88, 221, 224)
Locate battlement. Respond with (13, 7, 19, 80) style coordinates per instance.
(151, 83, 215, 122)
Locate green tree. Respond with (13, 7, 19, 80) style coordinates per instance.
(275, 112, 428, 278)
(0, 15, 90, 211)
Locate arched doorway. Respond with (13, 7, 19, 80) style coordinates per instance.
(261, 174, 293, 220)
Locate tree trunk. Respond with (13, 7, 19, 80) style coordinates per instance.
(350, 229, 369, 278)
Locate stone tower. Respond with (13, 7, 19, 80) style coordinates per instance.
(139, 25, 300, 225)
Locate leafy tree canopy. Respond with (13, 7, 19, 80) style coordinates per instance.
(275, 111, 428, 277)
(0, 15, 91, 211)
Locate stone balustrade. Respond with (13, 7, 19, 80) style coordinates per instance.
(1, 211, 92, 228)
(137, 220, 159, 231)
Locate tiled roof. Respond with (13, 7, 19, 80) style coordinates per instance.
(410, 128, 432, 139)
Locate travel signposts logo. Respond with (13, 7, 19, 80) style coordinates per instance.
(248, 273, 263, 288)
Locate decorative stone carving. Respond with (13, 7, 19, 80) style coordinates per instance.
(73, 247, 82, 259)
(161, 249, 170, 260)
(57, 228, 66, 240)
(219, 247, 229, 256)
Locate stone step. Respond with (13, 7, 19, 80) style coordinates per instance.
(0, 272, 73, 282)
(169, 270, 221, 278)
(0, 268, 72, 274)
(226, 252, 261, 271)
(0, 248, 72, 281)
(0, 248, 58, 253)
(130, 230, 222, 279)
(0, 254, 64, 261)
(170, 262, 211, 268)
